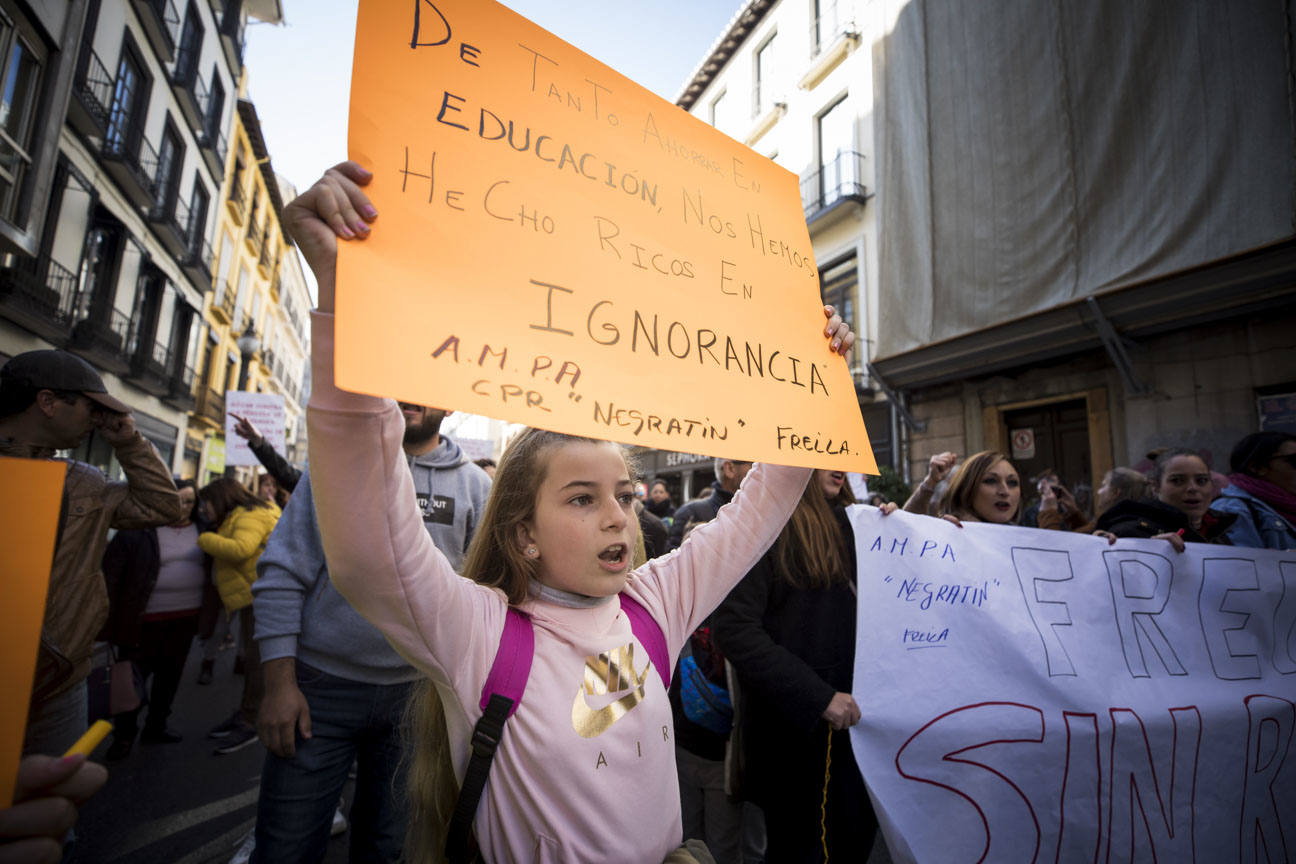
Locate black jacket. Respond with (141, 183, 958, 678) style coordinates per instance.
(712, 507, 860, 803)
(103, 521, 214, 648)
(250, 436, 301, 493)
(1095, 498, 1236, 544)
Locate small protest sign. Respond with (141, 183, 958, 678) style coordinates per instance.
(339, 0, 876, 472)
(224, 392, 287, 467)
(0, 457, 65, 807)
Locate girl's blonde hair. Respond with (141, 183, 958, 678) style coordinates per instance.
(404, 428, 640, 863)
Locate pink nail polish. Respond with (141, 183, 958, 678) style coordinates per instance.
(353, 221, 369, 233)
(362, 205, 378, 219)
(338, 225, 355, 239)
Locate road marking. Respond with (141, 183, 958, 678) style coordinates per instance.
(105, 785, 259, 861)
(172, 817, 256, 864)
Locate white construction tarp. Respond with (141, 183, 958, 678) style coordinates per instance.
(873, 0, 1296, 358)
(847, 506, 1296, 862)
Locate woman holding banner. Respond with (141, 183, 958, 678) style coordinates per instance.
(711, 470, 879, 863)
(1095, 448, 1235, 549)
(1212, 431, 1296, 549)
(936, 450, 1023, 525)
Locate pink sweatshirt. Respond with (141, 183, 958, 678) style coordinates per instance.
(307, 312, 810, 864)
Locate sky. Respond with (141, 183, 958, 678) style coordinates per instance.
(241, 1, 742, 440)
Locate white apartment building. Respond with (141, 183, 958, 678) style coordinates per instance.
(0, 0, 280, 475)
(648, 0, 897, 498)
(675, 0, 1296, 494)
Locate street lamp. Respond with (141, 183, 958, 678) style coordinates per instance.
(235, 321, 260, 391)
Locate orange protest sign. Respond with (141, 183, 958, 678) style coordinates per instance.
(341, 0, 876, 472)
(0, 457, 63, 807)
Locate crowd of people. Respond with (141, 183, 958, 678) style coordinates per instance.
(2, 159, 1292, 864)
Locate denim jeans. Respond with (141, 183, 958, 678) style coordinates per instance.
(251, 663, 414, 864)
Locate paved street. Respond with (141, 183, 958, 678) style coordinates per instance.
(64, 640, 892, 864)
(67, 643, 352, 864)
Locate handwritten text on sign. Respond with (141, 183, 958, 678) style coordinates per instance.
(846, 508, 1295, 863)
(338, 0, 875, 472)
(224, 391, 287, 468)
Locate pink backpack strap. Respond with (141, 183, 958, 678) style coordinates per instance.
(479, 607, 534, 717)
(619, 593, 670, 688)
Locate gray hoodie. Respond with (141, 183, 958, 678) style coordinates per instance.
(253, 435, 492, 683)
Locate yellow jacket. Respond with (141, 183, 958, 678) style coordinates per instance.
(199, 503, 281, 611)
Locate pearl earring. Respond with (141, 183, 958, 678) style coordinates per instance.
(525, 545, 538, 558)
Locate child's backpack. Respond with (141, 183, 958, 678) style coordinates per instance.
(446, 594, 669, 864)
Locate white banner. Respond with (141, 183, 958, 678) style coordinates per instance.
(847, 506, 1296, 863)
(224, 392, 287, 467)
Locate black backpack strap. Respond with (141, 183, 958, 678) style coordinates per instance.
(446, 693, 514, 864)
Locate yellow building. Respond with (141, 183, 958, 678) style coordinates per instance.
(187, 86, 303, 481)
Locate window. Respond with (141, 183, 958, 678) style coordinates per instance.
(205, 72, 225, 137)
(233, 263, 248, 321)
(187, 177, 209, 248)
(214, 229, 232, 299)
(176, 2, 203, 82)
(754, 34, 776, 116)
(708, 89, 727, 130)
(106, 41, 148, 154)
(154, 119, 183, 211)
(818, 253, 857, 340)
(0, 17, 43, 223)
(816, 95, 855, 206)
(249, 286, 261, 327)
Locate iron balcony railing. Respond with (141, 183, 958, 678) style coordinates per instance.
(0, 256, 80, 328)
(74, 50, 113, 132)
(103, 114, 161, 200)
(800, 149, 868, 219)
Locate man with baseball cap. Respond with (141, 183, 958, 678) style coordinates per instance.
(0, 349, 186, 757)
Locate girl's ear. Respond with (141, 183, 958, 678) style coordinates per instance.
(514, 521, 536, 553)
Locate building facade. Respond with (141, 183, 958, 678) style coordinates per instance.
(672, 0, 1296, 495)
(188, 93, 304, 481)
(0, 0, 290, 480)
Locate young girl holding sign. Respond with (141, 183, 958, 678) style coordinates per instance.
(283, 162, 854, 863)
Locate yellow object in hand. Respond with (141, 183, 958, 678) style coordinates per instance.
(62, 720, 113, 758)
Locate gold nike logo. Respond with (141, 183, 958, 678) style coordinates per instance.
(571, 642, 652, 738)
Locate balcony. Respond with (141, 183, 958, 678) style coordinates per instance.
(256, 240, 273, 277)
(164, 361, 197, 411)
(68, 296, 132, 375)
(198, 385, 225, 425)
(211, 279, 236, 324)
(244, 220, 262, 257)
(101, 119, 160, 210)
(0, 257, 79, 343)
(182, 235, 214, 292)
(132, 0, 182, 62)
(169, 46, 208, 131)
(801, 150, 868, 224)
(126, 329, 173, 397)
(268, 273, 280, 301)
(198, 119, 228, 179)
(225, 179, 247, 224)
(801, 1, 860, 90)
(149, 192, 191, 259)
(69, 50, 112, 140)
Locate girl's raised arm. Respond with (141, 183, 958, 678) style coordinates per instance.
(285, 163, 506, 694)
(630, 306, 854, 654)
